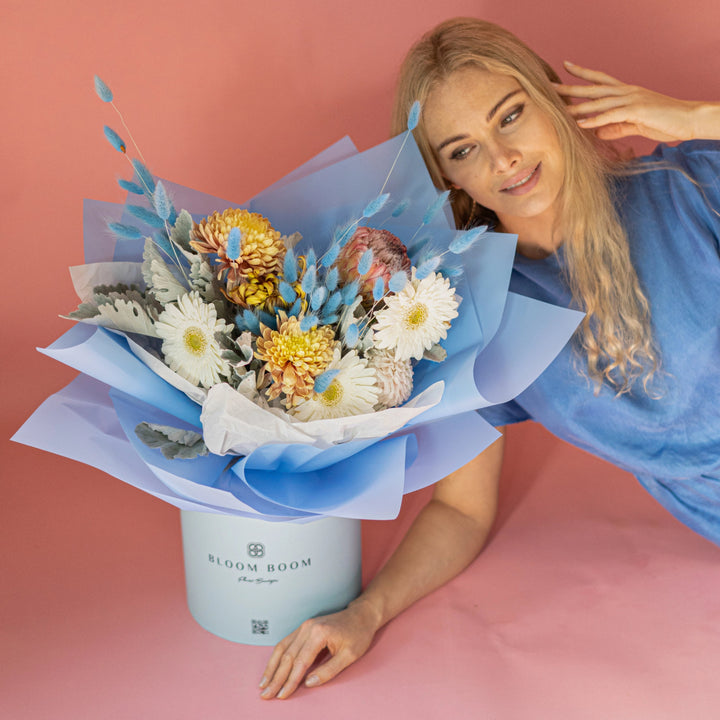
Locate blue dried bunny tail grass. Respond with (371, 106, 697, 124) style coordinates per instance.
(321, 243, 340, 268)
(357, 249, 373, 276)
(301, 263, 317, 296)
(93, 75, 148, 164)
(313, 369, 340, 394)
(344, 322, 359, 348)
(132, 159, 156, 196)
(362, 193, 391, 219)
(151, 230, 174, 258)
(279, 281, 297, 304)
(94, 76, 113, 103)
(324, 266, 339, 292)
(108, 222, 143, 240)
(324, 290, 343, 316)
(300, 314, 319, 332)
(341, 280, 359, 306)
(283, 248, 298, 284)
(118, 178, 145, 195)
(320, 312, 339, 325)
(372, 277, 386, 302)
(392, 199, 411, 217)
(103, 126, 126, 153)
(378, 101, 422, 195)
(388, 271, 408, 293)
(153, 181, 172, 222)
(127, 204, 166, 229)
(422, 190, 451, 225)
(407, 100, 421, 131)
(448, 225, 488, 254)
(310, 286, 328, 312)
(415, 255, 441, 280)
(288, 297, 303, 318)
(334, 222, 359, 248)
(226, 227, 242, 261)
(258, 311, 277, 331)
(236, 309, 261, 335)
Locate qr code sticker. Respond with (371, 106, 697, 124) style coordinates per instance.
(252, 619, 269, 635)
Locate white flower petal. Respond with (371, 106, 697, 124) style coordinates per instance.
(155, 292, 231, 389)
(291, 349, 379, 421)
(372, 270, 459, 361)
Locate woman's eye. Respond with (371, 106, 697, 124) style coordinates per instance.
(501, 104, 525, 127)
(450, 146, 472, 161)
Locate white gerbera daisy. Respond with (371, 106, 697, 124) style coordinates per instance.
(366, 348, 414, 409)
(291, 348, 379, 421)
(155, 292, 231, 388)
(372, 270, 459, 361)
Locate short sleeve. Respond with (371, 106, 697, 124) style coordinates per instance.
(477, 399, 530, 428)
(644, 140, 720, 254)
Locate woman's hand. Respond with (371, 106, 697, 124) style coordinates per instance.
(554, 61, 719, 142)
(259, 598, 381, 700)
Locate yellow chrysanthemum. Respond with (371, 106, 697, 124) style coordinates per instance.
(225, 273, 281, 310)
(223, 269, 307, 313)
(190, 208, 285, 283)
(255, 313, 337, 408)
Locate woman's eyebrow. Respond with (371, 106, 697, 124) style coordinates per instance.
(486, 90, 522, 122)
(435, 89, 524, 152)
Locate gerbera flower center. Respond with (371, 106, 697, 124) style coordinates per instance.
(183, 327, 208, 356)
(404, 302, 428, 330)
(320, 380, 344, 407)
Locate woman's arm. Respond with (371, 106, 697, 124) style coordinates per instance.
(259, 430, 506, 700)
(553, 62, 720, 142)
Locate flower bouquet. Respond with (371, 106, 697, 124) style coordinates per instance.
(13, 79, 583, 644)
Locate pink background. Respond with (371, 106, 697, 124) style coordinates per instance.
(3, 0, 720, 717)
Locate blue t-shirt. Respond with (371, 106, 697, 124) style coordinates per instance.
(480, 141, 720, 545)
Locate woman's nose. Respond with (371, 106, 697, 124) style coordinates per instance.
(488, 140, 521, 174)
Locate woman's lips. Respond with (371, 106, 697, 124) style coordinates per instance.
(500, 163, 541, 195)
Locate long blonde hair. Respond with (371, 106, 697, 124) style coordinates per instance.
(392, 17, 659, 395)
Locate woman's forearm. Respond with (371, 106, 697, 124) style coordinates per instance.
(691, 102, 720, 140)
(349, 434, 505, 631)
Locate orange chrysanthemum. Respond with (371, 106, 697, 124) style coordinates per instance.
(190, 209, 285, 284)
(255, 313, 337, 408)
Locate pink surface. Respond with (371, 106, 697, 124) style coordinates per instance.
(3, 0, 720, 717)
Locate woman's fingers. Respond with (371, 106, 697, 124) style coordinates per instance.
(562, 61, 623, 86)
(260, 623, 327, 700)
(275, 630, 333, 699)
(565, 95, 631, 117)
(259, 631, 297, 690)
(554, 82, 628, 100)
(305, 646, 360, 687)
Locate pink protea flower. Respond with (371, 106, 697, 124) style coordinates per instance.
(336, 227, 411, 305)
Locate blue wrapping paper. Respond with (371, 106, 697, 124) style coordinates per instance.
(13, 130, 583, 521)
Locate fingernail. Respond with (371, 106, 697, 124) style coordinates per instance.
(277, 687, 288, 699)
(260, 687, 272, 699)
(305, 675, 319, 687)
(564, 60, 575, 66)
(259, 676, 269, 689)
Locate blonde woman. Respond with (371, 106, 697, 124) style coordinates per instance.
(260, 17, 720, 699)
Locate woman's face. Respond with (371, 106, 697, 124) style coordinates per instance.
(423, 67, 565, 232)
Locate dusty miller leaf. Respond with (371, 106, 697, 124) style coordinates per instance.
(423, 344, 447, 363)
(94, 292, 161, 337)
(170, 209, 194, 252)
(135, 422, 208, 460)
(142, 238, 188, 303)
(67, 302, 101, 320)
(189, 256, 221, 303)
